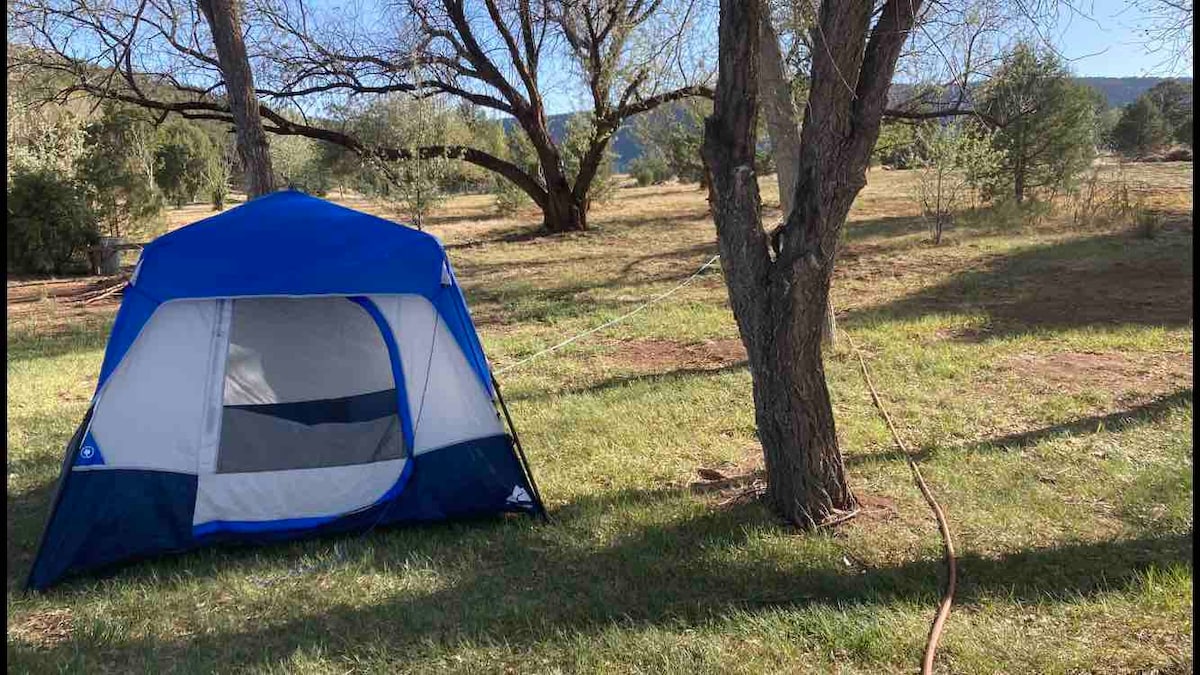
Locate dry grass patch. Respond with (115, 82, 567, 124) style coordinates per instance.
(1003, 351, 1192, 398)
(8, 609, 75, 649)
(604, 338, 747, 373)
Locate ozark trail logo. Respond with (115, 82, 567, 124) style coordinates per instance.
(506, 485, 532, 506)
(80, 445, 96, 460)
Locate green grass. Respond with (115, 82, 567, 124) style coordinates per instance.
(7, 167, 1193, 673)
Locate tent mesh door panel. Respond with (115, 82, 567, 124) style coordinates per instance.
(216, 297, 405, 473)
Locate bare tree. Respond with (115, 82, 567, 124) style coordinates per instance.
(266, 0, 714, 231)
(1126, 0, 1193, 74)
(754, 0, 1015, 350)
(705, 0, 1068, 526)
(9, 0, 712, 232)
(197, 0, 276, 197)
(702, 0, 926, 526)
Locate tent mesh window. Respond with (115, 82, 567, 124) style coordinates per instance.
(217, 297, 405, 473)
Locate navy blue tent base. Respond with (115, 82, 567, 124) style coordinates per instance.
(29, 432, 542, 591)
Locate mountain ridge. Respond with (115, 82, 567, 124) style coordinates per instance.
(520, 76, 1191, 170)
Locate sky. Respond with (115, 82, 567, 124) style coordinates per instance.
(1049, 0, 1194, 78)
(535, 0, 1192, 115)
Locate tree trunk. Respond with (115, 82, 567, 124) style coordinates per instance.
(198, 0, 276, 198)
(703, 0, 859, 526)
(1014, 156, 1025, 203)
(705, 0, 921, 526)
(752, 257, 856, 525)
(757, 9, 837, 350)
(543, 183, 588, 232)
(521, 114, 588, 233)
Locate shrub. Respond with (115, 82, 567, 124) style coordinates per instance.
(7, 169, 98, 275)
(1112, 97, 1172, 157)
(154, 121, 216, 208)
(873, 121, 925, 169)
(630, 156, 671, 187)
(494, 178, 533, 215)
(204, 157, 231, 211)
(76, 105, 165, 238)
(1135, 209, 1162, 239)
(912, 122, 1002, 244)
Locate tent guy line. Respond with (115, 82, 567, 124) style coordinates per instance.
(493, 253, 723, 375)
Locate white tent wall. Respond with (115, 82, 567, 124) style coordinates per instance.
(193, 458, 409, 525)
(88, 300, 220, 473)
(369, 294, 505, 455)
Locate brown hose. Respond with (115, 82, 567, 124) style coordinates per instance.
(843, 330, 957, 675)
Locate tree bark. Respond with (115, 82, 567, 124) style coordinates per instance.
(757, 9, 838, 349)
(704, 0, 921, 526)
(1014, 153, 1025, 203)
(543, 183, 588, 232)
(197, 0, 276, 198)
(757, 13, 801, 220)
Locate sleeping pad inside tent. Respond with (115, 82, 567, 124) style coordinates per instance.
(27, 190, 545, 590)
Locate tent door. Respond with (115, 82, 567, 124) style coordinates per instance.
(192, 296, 414, 533)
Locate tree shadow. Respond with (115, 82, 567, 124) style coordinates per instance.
(452, 253, 605, 279)
(463, 258, 724, 328)
(7, 476, 60, 594)
(846, 388, 1194, 467)
(842, 230, 1193, 338)
(10, 483, 1191, 670)
(442, 208, 715, 254)
(616, 241, 719, 278)
(6, 319, 112, 364)
(444, 223, 549, 250)
(506, 361, 749, 402)
(843, 215, 926, 242)
(421, 209, 512, 229)
(593, 208, 713, 233)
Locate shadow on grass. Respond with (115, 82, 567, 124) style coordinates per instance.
(847, 388, 1194, 467)
(420, 208, 512, 229)
(843, 230, 1193, 338)
(444, 208, 714, 253)
(6, 320, 112, 365)
(9, 483, 1191, 670)
(463, 260, 724, 327)
(506, 361, 749, 402)
(844, 215, 926, 242)
(444, 223, 549, 250)
(594, 208, 713, 233)
(7, 479, 57, 593)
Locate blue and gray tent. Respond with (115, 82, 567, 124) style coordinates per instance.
(27, 190, 545, 591)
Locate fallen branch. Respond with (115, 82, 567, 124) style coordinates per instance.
(81, 283, 127, 305)
(76, 275, 131, 305)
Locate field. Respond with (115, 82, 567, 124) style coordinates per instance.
(7, 163, 1193, 673)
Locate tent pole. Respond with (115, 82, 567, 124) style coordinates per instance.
(491, 373, 549, 522)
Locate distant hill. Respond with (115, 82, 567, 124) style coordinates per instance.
(515, 76, 1191, 171)
(1075, 77, 1192, 108)
(500, 115, 642, 171)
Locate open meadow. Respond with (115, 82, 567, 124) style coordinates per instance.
(7, 163, 1193, 673)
